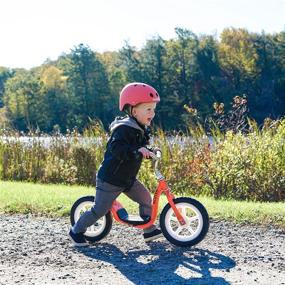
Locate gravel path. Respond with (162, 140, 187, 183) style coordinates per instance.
(0, 214, 284, 285)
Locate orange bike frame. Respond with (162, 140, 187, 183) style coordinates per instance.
(111, 178, 186, 229)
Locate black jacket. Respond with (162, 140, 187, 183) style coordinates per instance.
(97, 116, 150, 188)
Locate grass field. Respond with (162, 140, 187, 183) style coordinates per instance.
(0, 180, 284, 228)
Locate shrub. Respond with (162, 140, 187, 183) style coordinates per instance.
(206, 120, 285, 201)
(0, 118, 284, 202)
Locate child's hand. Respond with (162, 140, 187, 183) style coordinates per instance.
(138, 147, 154, 159)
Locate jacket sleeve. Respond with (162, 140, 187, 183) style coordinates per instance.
(109, 126, 139, 161)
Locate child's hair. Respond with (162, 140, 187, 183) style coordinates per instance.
(123, 104, 133, 116)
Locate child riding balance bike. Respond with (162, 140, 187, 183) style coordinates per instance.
(69, 82, 209, 247)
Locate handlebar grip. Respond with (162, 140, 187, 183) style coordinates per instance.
(150, 150, 161, 161)
(155, 150, 162, 158)
(151, 148, 162, 159)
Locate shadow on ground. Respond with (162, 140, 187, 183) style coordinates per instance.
(77, 242, 236, 284)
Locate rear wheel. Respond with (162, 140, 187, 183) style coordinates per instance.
(70, 196, 112, 242)
(160, 197, 209, 247)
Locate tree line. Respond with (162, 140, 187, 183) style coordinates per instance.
(0, 27, 285, 133)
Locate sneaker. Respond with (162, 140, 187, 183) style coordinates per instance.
(143, 229, 163, 242)
(69, 229, 88, 247)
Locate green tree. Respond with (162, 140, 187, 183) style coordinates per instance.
(0, 67, 14, 108)
(162, 28, 199, 129)
(63, 44, 110, 129)
(119, 42, 143, 82)
(193, 35, 221, 116)
(99, 51, 126, 120)
(140, 36, 166, 126)
(39, 65, 69, 131)
(218, 28, 259, 97)
(4, 69, 49, 131)
(274, 31, 285, 117)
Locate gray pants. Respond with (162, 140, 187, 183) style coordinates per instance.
(72, 178, 156, 234)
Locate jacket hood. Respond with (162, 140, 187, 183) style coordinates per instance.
(109, 116, 145, 134)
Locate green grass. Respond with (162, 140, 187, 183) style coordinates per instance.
(198, 196, 285, 227)
(0, 180, 160, 217)
(0, 180, 284, 228)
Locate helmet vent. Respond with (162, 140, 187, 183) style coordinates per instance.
(149, 93, 154, 97)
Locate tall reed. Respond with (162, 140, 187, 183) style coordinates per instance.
(0, 118, 284, 202)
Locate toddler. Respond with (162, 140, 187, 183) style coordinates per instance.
(69, 82, 163, 246)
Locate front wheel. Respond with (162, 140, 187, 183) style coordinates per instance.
(160, 197, 209, 247)
(70, 196, 113, 243)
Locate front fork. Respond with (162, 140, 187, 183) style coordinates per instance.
(165, 189, 186, 226)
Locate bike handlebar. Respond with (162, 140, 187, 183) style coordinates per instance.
(150, 149, 164, 180)
(150, 149, 162, 161)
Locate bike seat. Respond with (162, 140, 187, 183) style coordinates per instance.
(117, 208, 151, 225)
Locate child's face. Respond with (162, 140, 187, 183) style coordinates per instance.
(132, 102, 157, 126)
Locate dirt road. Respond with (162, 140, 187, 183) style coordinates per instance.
(0, 214, 284, 284)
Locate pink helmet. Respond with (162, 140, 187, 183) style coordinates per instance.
(119, 82, 160, 111)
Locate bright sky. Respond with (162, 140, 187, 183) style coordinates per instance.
(1, 0, 285, 69)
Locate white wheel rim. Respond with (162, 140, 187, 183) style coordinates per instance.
(74, 201, 107, 237)
(165, 202, 203, 242)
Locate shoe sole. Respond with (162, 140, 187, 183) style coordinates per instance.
(69, 235, 88, 247)
(144, 233, 164, 242)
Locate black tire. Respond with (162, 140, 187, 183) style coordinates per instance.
(160, 197, 209, 247)
(70, 195, 112, 243)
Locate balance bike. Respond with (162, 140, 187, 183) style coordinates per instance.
(70, 150, 209, 247)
